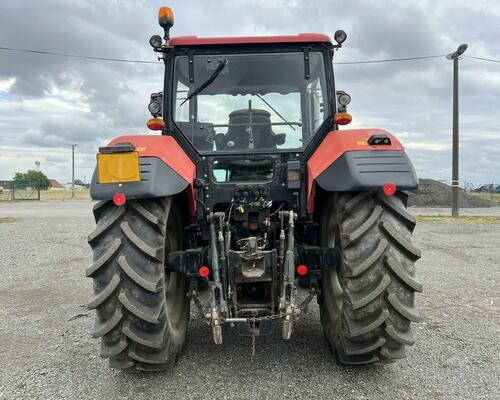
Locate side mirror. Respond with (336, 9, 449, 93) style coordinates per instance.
(275, 133, 286, 146)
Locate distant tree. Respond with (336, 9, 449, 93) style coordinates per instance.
(73, 179, 90, 189)
(13, 170, 51, 190)
(13, 172, 25, 182)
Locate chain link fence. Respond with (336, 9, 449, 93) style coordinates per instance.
(463, 182, 500, 204)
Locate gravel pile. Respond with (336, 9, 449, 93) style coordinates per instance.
(408, 179, 494, 208)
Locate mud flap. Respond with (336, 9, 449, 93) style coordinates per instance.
(316, 150, 418, 192)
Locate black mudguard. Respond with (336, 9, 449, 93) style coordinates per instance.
(315, 150, 418, 192)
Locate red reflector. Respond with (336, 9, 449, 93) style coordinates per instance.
(383, 182, 396, 196)
(112, 192, 126, 206)
(296, 264, 308, 276)
(198, 265, 210, 278)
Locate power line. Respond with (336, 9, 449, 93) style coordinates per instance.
(1, 45, 499, 66)
(2, 46, 445, 65)
(0, 46, 159, 64)
(334, 54, 445, 65)
(0, 46, 446, 65)
(463, 55, 500, 63)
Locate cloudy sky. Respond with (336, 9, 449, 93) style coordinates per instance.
(0, 0, 499, 185)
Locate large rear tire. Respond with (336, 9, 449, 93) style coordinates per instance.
(319, 191, 422, 365)
(86, 197, 189, 371)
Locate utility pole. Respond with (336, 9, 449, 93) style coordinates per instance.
(446, 44, 468, 217)
(71, 144, 78, 198)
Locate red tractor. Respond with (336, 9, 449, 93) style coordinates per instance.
(87, 7, 421, 371)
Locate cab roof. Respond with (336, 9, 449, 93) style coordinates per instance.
(169, 33, 332, 46)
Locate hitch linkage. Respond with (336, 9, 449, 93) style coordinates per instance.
(278, 210, 298, 339)
(207, 212, 228, 344)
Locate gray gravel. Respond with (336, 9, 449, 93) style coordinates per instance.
(0, 200, 499, 400)
(410, 206, 500, 216)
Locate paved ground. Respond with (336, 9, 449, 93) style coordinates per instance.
(0, 201, 499, 399)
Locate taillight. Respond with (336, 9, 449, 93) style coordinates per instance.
(334, 112, 352, 126)
(112, 192, 126, 206)
(383, 183, 396, 196)
(147, 117, 165, 131)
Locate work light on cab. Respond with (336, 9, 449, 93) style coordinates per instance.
(334, 30, 347, 45)
(338, 93, 351, 106)
(148, 101, 161, 115)
(149, 34, 163, 49)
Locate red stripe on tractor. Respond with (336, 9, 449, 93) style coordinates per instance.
(306, 129, 404, 213)
(169, 33, 332, 46)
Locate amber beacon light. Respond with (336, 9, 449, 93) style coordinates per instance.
(158, 7, 174, 28)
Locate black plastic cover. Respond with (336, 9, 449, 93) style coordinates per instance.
(90, 156, 189, 200)
(316, 150, 418, 191)
(98, 142, 135, 154)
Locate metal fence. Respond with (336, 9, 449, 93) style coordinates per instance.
(463, 182, 500, 201)
(0, 181, 41, 201)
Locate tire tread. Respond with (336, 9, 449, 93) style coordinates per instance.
(319, 191, 421, 365)
(87, 198, 188, 371)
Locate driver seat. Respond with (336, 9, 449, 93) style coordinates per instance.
(220, 109, 277, 150)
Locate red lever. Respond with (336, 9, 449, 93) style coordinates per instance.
(296, 264, 309, 276)
(198, 266, 210, 278)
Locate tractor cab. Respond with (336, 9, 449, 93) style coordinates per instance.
(146, 32, 350, 216)
(169, 45, 331, 153)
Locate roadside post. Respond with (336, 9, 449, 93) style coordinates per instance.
(447, 44, 468, 217)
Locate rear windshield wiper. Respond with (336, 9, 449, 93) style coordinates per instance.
(180, 59, 227, 106)
(256, 94, 296, 131)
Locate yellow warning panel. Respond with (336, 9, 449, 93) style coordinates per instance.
(97, 152, 141, 184)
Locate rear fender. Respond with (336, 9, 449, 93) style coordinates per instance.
(90, 135, 196, 215)
(307, 129, 418, 213)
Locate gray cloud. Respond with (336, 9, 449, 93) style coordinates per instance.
(0, 0, 499, 184)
